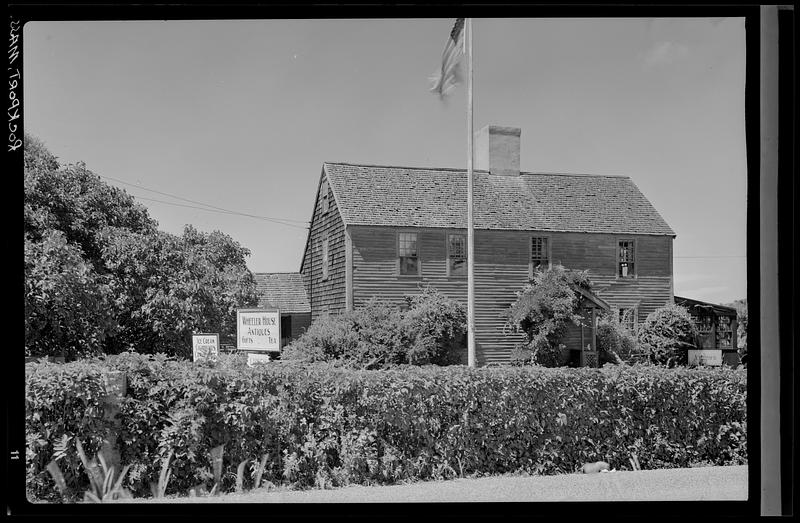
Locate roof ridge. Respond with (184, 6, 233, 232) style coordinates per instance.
(324, 162, 629, 179)
(325, 161, 471, 173)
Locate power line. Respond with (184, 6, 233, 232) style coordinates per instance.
(674, 255, 746, 259)
(134, 195, 309, 230)
(99, 173, 310, 226)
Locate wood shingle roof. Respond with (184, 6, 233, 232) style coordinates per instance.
(253, 272, 310, 313)
(323, 162, 675, 236)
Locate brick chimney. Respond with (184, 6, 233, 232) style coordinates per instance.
(474, 125, 521, 176)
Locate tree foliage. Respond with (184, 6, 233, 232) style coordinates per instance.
(23, 133, 258, 359)
(504, 265, 593, 367)
(24, 231, 117, 359)
(24, 139, 157, 269)
(101, 226, 258, 356)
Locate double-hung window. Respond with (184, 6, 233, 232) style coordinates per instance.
(448, 234, 466, 277)
(618, 239, 635, 278)
(399, 232, 419, 275)
(530, 236, 550, 275)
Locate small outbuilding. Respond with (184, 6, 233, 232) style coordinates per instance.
(674, 295, 739, 366)
(253, 272, 311, 349)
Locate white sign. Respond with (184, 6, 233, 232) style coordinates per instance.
(237, 309, 281, 352)
(192, 333, 219, 362)
(247, 353, 272, 366)
(688, 349, 723, 367)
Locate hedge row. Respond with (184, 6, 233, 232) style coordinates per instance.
(25, 353, 747, 502)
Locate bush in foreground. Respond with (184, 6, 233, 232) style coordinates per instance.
(26, 354, 746, 502)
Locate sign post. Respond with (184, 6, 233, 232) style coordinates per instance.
(236, 309, 281, 366)
(192, 333, 219, 362)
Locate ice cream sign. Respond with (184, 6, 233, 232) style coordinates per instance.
(236, 309, 281, 352)
(192, 333, 219, 362)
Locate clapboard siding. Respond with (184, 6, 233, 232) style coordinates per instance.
(300, 172, 347, 321)
(349, 226, 673, 364)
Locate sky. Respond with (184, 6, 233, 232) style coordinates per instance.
(23, 17, 747, 304)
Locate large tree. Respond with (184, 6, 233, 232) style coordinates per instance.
(101, 226, 258, 356)
(24, 133, 258, 359)
(24, 133, 157, 271)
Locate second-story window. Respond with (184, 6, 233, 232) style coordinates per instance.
(618, 239, 635, 278)
(321, 178, 330, 214)
(530, 236, 550, 275)
(448, 234, 466, 277)
(321, 236, 329, 280)
(398, 232, 419, 275)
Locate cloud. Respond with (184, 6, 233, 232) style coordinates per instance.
(643, 41, 690, 68)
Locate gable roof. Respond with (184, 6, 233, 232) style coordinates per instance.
(253, 272, 310, 314)
(674, 296, 737, 316)
(573, 285, 612, 311)
(323, 162, 675, 236)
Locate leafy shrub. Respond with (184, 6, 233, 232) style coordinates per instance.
(596, 314, 643, 365)
(283, 289, 466, 368)
(399, 287, 466, 365)
(26, 355, 746, 501)
(25, 359, 112, 502)
(505, 265, 592, 367)
(638, 304, 699, 367)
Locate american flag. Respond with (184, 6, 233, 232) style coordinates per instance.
(429, 18, 465, 98)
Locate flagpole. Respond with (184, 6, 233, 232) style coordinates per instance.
(466, 17, 476, 368)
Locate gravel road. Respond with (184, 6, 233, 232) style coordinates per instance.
(133, 465, 747, 503)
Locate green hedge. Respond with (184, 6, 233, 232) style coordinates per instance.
(26, 354, 747, 501)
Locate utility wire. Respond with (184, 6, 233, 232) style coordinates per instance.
(134, 195, 310, 230)
(99, 173, 310, 226)
(674, 256, 746, 259)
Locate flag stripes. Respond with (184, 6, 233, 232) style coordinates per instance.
(429, 18, 466, 98)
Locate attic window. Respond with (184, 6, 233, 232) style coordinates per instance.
(321, 236, 329, 280)
(321, 178, 330, 214)
(398, 232, 420, 276)
(618, 239, 635, 278)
